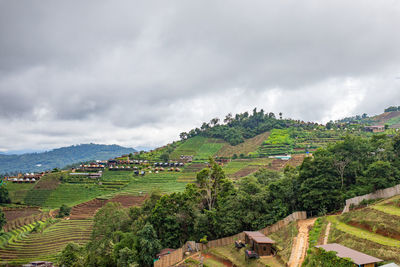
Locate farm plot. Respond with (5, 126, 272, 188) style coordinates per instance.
(193, 140, 225, 160)
(4, 183, 35, 204)
(222, 160, 254, 176)
(42, 183, 107, 209)
(121, 172, 187, 196)
(169, 136, 208, 160)
(216, 131, 270, 157)
(0, 219, 93, 265)
(70, 195, 146, 219)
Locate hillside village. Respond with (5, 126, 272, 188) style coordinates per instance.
(1, 108, 400, 266)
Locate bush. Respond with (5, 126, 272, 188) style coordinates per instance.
(57, 204, 71, 218)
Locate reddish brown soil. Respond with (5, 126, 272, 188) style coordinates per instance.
(70, 195, 146, 219)
(33, 177, 60, 190)
(347, 221, 400, 240)
(230, 165, 260, 179)
(182, 163, 207, 173)
(1, 207, 41, 222)
(267, 154, 307, 171)
(373, 111, 400, 124)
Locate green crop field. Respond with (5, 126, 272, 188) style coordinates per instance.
(169, 136, 209, 159)
(0, 219, 93, 265)
(120, 172, 187, 195)
(254, 128, 343, 157)
(193, 141, 225, 160)
(4, 182, 36, 204)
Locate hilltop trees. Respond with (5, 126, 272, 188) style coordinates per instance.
(182, 108, 298, 145)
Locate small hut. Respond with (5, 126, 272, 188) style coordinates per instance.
(244, 231, 275, 256)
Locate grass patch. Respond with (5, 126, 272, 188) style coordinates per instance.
(269, 221, 298, 263)
(207, 244, 282, 267)
(308, 217, 328, 247)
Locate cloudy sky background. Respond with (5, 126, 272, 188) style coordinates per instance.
(1, 0, 400, 152)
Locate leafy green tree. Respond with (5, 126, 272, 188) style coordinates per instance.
(0, 187, 11, 204)
(253, 168, 282, 186)
(57, 204, 71, 218)
(135, 223, 161, 267)
(303, 248, 354, 267)
(0, 210, 6, 231)
(364, 161, 395, 191)
(160, 153, 169, 162)
(86, 202, 130, 266)
(58, 243, 85, 267)
(116, 247, 137, 267)
(196, 158, 226, 210)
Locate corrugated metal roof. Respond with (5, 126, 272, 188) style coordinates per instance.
(316, 243, 383, 265)
(244, 231, 275, 243)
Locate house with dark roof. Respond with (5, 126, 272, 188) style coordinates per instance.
(244, 231, 275, 256)
(316, 243, 383, 267)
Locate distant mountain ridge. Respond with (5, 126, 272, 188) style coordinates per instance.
(0, 144, 136, 175)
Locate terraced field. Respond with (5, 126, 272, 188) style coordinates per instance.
(327, 196, 400, 264)
(255, 128, 342, 157)
(216, 131, 270, 157)
(0, 219, 93, 265)
(70, 194, 146, 219)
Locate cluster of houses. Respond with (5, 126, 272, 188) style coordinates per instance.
(364, 125, 386, 133)
(5, 172, 45, 184)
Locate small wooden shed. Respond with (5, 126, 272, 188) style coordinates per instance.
(244, 231, 275, 256)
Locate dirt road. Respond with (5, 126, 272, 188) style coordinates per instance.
(288, 218, 316, 267)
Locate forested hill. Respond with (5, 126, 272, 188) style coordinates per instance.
(0, 144, 136, 174)
(179, 108, 320, 145)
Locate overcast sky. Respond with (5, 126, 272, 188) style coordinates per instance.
(1, 0, 400, 152)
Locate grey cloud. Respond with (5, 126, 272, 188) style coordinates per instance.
(0, 0, 399, 151)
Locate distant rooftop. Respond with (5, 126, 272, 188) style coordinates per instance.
(316, 243, 383, 265)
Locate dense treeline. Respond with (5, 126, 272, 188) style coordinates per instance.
(384, 106, 400, 112)
(58, 134, 400, 266)
(179, 108, 320, 145)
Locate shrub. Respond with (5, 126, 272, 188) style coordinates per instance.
(57, 204, 71, 218)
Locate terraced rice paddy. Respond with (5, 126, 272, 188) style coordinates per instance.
(327, 196, 400, 263)
(0, 219, 93, 265)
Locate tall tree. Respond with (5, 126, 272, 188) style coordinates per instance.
(135, 223, 161, 267)
(196, 158, 226, 210)
(0, 210, 6, 231)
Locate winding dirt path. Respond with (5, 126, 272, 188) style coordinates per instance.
(288, 218, 316, 267)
